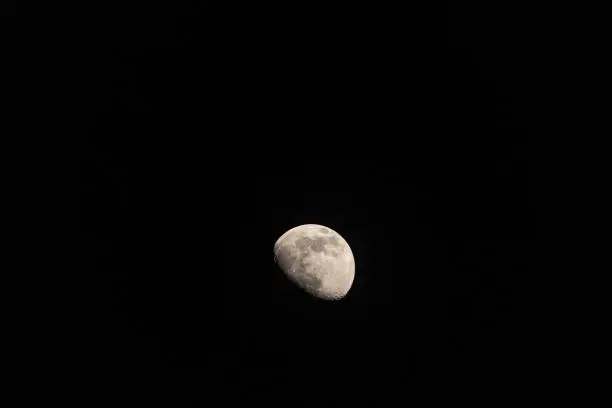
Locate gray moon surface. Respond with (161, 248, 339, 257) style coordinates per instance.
(273, 224, 355, 300)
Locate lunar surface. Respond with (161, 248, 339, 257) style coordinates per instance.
(273, 224, 355, 300)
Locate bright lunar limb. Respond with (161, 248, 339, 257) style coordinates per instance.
(273, 224, 355, 300)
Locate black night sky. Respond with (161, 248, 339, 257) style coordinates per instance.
(80, 2, 537, 405)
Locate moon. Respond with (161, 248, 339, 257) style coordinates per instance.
(273, 224, 355, 300)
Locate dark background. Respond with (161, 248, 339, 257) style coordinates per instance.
(80, 2, 536, 405)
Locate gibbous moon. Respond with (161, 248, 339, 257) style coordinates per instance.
(273, 224, 355, 300)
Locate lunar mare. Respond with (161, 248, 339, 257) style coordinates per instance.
(273, 224, 355, 300)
